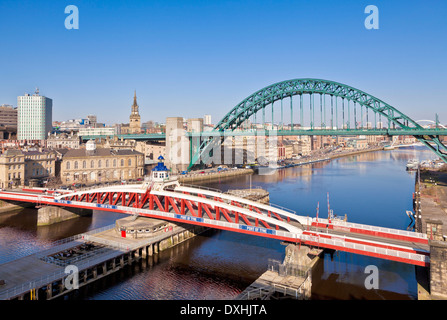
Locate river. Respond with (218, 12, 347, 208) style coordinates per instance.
(0, 147, 435, 300)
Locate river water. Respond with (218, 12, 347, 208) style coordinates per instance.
(0, 147, 435, 300)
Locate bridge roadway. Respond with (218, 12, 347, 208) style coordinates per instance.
(80, 128, 447, 141)
(0, 182, 430, 267)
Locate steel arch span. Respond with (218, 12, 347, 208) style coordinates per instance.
(216, 78, 418, 131)
(189, 78, 447, 168)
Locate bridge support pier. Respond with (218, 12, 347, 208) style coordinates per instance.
(37, 205, 92, 226)
(417, 220, 447, 300)
(428, 240, 447, 299)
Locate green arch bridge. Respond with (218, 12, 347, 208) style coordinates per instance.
(188, 78, 447, 169)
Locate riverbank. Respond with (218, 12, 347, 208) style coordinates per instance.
(178, 168, 254, 183)
(182, 147, 386, 183)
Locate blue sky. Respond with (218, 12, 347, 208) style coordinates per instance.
(0, 0, 446, 125)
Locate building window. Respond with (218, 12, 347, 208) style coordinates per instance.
(128, 159, 132, 166)
(121, 159, 124, 166)
(74, 161, 78, 169)
(106, 159, 109, 167)
(66, 161, 70, 170)
(98, 160, 102, 168)
(113, 159, 116, 167)
(91, 160, 94, 168)
(83, 161, 86, 169)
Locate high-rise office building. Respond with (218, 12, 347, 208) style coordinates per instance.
(17, 89, 52, 141)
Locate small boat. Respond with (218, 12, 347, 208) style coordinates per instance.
(384, 145, 395, 150)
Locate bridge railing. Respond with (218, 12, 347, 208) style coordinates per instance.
(180, 183, 223, 194)
(178, 183, 297, 215)
(300, 233, 429, 265)
(313, 217, 428, 240)
(267, 259, 309, 278)
(0, 249, 127, 300)
(72, 182, 144, 193)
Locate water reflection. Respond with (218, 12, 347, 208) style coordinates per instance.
(0, 147, 436, 299)
(199, 147, 434, 300)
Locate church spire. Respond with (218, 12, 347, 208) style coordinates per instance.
(131, 90, 139, 115)
(129, 90, 141, 133)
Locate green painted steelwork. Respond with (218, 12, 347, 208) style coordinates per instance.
(187, 128, 447, 137)
(214, 78, 421, 131)
(189, 78, 447, 169)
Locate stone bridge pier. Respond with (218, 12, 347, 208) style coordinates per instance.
(37, 205, 92, 226)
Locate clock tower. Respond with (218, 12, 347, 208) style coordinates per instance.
(129, 90, 141, 134)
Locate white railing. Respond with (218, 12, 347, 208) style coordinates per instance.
(300, 233, 429, 265)
(314, 217, 428, 240)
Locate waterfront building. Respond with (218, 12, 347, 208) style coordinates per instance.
(78, 127, 116, 138)
(17, 90, 52, 141)
(46, 132, 80, 149)
(146, 142, 166, 161)
(0, 149, 25, 188)
(0, 148, 56, 188)
(23, 149, 56, 186)
(294, 139, 312, 156)
(278, 140, 294, 160)
(346, 138, 368, 149)
(59, 140, 144, 185)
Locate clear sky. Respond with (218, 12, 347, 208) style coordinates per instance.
(0, 0, 446, 125)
